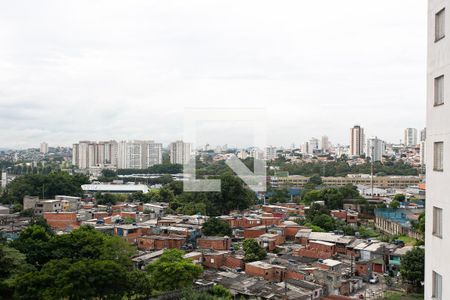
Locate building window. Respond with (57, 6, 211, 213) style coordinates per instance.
(435, 75, 445, 106)
(436, 8, 446, 41)
(434, 142, 444, 171)
(433, 207, 443, 238)
(433, 271, 442, 300)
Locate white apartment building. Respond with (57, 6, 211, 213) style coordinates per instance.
(404, 128, 418, 147)
(169, 140, 192, 164)
(265, 146, 277, 160)
(147, 141, 163, 166)
(350, 125, 365, 157)
(321, 135, 330, 152)
(309, 138, 319, 154)
(420, 128, 427, 167)
(40, 142, 48, 154)
(73, 140, 160, 169)
(426, 2, 448, 299)
(366, 137, 386, 162)
(117, 140, 162, 169)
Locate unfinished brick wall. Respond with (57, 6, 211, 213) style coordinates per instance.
(43, 212, 78, 230)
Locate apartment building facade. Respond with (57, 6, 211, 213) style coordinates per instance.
(73, 140, 161, 169)
(169, 140, 191, 164)
(426, 1, 449, 299)
(350, 125, 365, 157)
(270, 174, 420, 189)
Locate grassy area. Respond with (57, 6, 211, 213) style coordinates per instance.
(396, 235, 419, 246)
(385, 291, 423, 300)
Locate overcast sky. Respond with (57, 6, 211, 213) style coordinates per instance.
(0, 1, 426, 149)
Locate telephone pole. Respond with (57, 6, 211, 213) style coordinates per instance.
(371, 146, 374, 199)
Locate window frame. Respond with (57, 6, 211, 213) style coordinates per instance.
(433, 206, 443, 238)
(435, 8, 446, 42)
(434, 75, 445, 106)
(434, 142, 444, 172)
(433, 271, 443, 300)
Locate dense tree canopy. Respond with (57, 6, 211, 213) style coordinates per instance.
(171, 174, 256, 216)
(302, 185, 361, 209)
(400, 247, 425, 286)
(0, 172, 89, 205)
(5, 223, 156, 299)
(202, 218, 232, 237)
(243, 239, 267, 262)
(270, 160, 419, 177)
(145, 249, 203, 293)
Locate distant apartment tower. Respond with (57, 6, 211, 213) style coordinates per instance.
(72, 141, 93, 169)
(169, 140, 191, 164)
(366, 137, 386, 162)
(420, 128, 426, 167)
(73, 140, 152, 169)
(426, 2, 448, 300)
(404, 128, 418, 147)
(40, 142, 48, 154)
(309, 138, 319, 154)
(349, 125, 365, 157)
(265, 146, 277, 160)
(117, 140, 162, 169)
(147, 141, 163, 166)
(321, 135, 330, 152)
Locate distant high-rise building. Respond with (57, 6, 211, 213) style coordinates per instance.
(117, 140, 161, 169)
(320, 136, 330, 152)
(420, 128, 427, 142)
(40, 142, 48, 154)
(350, 125, 365, 157)
(72, 140, 159, 169)
(404, 128, 418, 147)
(420, 128, 426, 167)
(169, 140, 192, 164)
(301, 142, 309, 155)
(309, 138, 319, 154)
(265, 146, 277, 160)
(75, 141, 91, 169)
(147, 141, 163, 166)
(72, 143, 79, 166)
(366, 137, 386, 162)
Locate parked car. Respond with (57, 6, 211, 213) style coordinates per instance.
(369, 276, 379, 284)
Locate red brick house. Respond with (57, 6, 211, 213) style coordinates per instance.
(43, 212, 79, 230)
(245, 261, 286, 282)
(243, 225, 267, 239)
(137, 235, 186, 251)
(197, 236, 232, 251)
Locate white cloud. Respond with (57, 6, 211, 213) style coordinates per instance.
(0, 0, 426, 148)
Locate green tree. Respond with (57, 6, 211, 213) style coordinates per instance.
(269, 189, 289, 204)
(400, 247, 425, 286)
(146, 249, 202, 292)
(210, 285, 232, 299)
(0, 244, 34, 297)
(202, 218, 232, 237)
(302, 190, 322, 204)
(311, 214, 336, 232)
(14, 259, 130, 300)
(243, 239, 266, 262)
(95, 193, 118, 205)
(393, 194, 406, 202)
(308, 174, 322, 185)
(390, 200, 400, 209)
(10, 224, 54, 267)
(416, 213, 425, 234)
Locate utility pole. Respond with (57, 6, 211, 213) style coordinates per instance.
(371, 146, 374, 199)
